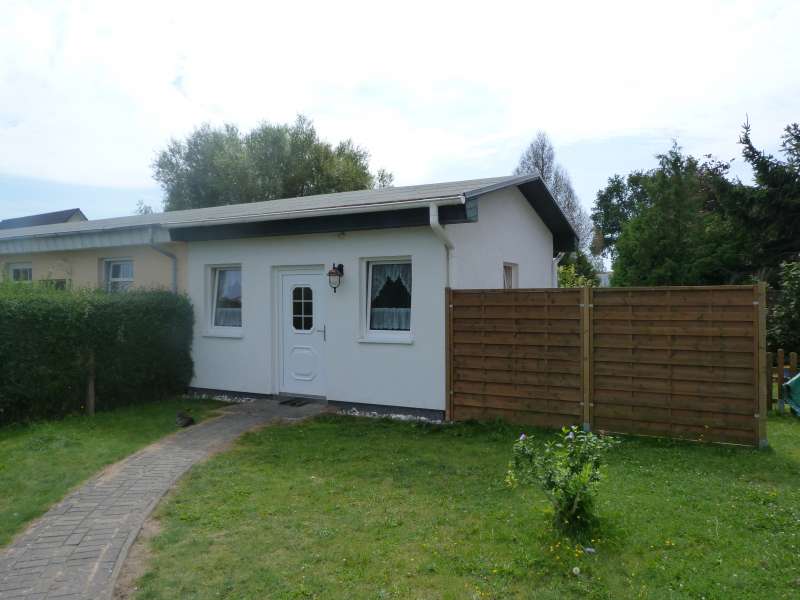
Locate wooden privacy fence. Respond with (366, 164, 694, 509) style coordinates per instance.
(446, 285, 768, 447)
(767, 349, 798, 412)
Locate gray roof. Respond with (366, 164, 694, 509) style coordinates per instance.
(0, 208, 86, 230)
(0, 177, 511, 241)
(0, 175, 577, 253)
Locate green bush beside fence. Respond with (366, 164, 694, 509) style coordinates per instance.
(0, 285, 194, 424)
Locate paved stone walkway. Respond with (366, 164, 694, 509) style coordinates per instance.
(0, 399, 325, 600)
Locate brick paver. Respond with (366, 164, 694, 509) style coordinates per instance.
(0, 399, 324, 600)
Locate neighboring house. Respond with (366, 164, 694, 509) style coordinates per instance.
(0, 175, 575, 416)
(0, 208, 87, 230)
(0, 211, 186, 290)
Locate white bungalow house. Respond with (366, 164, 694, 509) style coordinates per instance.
(0, 175, 575, 418)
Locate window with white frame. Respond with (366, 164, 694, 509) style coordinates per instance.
(105, 260, 134, 292)
(8, 262, 33, 283)
(367, 260, 412, 333)
(503, 262, 518, 289)
(212, 267, 242, 328)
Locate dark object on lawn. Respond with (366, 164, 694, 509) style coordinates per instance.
(176, 411, 195, 427)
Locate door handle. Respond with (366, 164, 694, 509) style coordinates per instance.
(319, 324, 326, 341)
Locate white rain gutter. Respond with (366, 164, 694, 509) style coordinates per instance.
(552, 251, 566, 287)
(148, 226, 178, 293)
(428, 196, 463, 288)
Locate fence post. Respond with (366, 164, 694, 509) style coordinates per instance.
(445, 287, 453, 422)
(756, 282, 768, 448)
(777, 348, 785, 413)
(581, 287, 593, 432)
(85, 350, 96, 417)
(766, 352, 773, 411)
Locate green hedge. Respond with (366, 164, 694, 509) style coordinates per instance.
(0, 284, 194, 424)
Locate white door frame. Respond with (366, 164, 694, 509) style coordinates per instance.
(273, 265, 327, 398)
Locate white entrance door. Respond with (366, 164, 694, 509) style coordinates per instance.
(280, 271, 326, 397)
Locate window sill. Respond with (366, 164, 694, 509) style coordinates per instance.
(357, 334, 414, 345)
(202, 329, 244, 339)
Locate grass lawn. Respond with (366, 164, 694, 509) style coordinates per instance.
(135, 414, 800, 599)
(0, 397, 224, 547)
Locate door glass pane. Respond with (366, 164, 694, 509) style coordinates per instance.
(292, 286, 313, 331)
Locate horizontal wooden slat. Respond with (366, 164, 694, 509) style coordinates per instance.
(455, 368, 580, 388)
(593, 289, 755, 307)
(593, 362, 753, 384)
(593, 323, 754, 337)
(593, 333, 754, 352)
(592, 389, 754, 415)
(453, 405, 581, 428)
(453, 331, 580, 346)
(453, 393, 581, 416)
(453, 355, 582, 375)
(453, 381, 581, 402)
(593, 347, 754, 368)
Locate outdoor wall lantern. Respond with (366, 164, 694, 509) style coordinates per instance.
(327, 263, 344, 292)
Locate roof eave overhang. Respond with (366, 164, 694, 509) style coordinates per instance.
(0, 226, 171, 255)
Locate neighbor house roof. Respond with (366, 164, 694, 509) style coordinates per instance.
(0, 175, 576, 255)
(0, 208, 86, 230)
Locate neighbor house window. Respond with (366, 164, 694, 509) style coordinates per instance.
(367, 261, 412, 332)
(105, 260, 134, 292)
(503, 262, 518, 289)
(212, 267, 242, 327)
(8, 263, 33, 283)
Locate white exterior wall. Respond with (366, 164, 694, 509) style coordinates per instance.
(187, 227, 448, 411)
(448, 187, 555, 289)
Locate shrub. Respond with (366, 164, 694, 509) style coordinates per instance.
(767, 261, 800, 352)
(0, 284, 194, 424)
(506, 426, 618, 533)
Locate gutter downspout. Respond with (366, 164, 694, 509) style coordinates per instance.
(552, 251, 566, 288)
(429, 200, 457, 288)
(149, 227, 178, 293)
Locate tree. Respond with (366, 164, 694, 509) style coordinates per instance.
(514, 131, 594, 252)
(591, 172, 650, 260)
(611, 145, 748, 286)
(135, 200, 154, 215)
(558, 250, 599, 287)
(728, 121, 800, 282)
(768, 261, 800, 352)
(375, 168, 394, 189)
(153, 116, 390, 211)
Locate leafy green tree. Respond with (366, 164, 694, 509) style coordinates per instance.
(153, 116, 390, 211)
(558, 264, 597, 288)
(591, 172, 650, 259)
(723, 121, 800, 282)
(767, 261, 800, 352)
(611, 145, 748, 286)
(558, 251, 599, 287)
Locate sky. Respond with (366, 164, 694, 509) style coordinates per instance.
(0, 0, 798, 221)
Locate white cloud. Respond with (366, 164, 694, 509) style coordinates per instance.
(0, 0, 797, 204)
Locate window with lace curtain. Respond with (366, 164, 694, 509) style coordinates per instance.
(367, 260, 412, 333)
